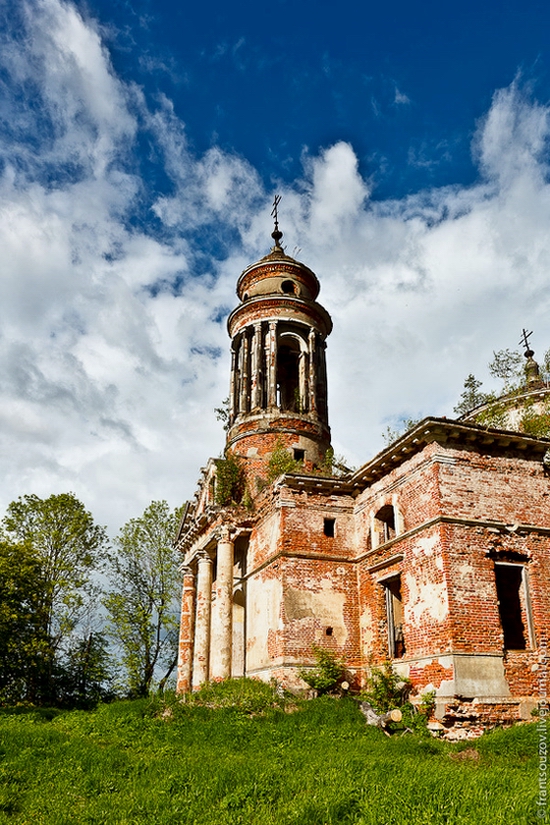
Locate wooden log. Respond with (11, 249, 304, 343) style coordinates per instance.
(360, 702, 402, 729)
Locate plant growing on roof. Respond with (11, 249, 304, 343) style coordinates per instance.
(267, 438, 302, 483)
(215, 453, 245, 506)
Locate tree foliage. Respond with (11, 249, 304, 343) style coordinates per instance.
(453, 374, 489, 416)
(1, 493, 107, 649)
(382, 418, 421, 446)
(104, 500, 183, 698)
(267, 439, 303, 482)
(488, 348, 524, 390)
(214, 454, 245, 506)
(214, 397, 231, 432)
(0, 540, 50, 703)
(0, 493, 108, 705)
(57, 633, 114, 708)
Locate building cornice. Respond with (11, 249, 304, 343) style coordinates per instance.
(281, 417, 550, 496)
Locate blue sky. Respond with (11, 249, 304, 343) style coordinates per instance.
(91, 0, 550, 197)
(1, 0, 550, 533)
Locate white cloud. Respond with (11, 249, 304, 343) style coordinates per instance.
(1, 0, 550, 535)
(394, 87, 410, 105)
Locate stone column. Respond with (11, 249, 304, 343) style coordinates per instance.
(237, 334, 245, 414)
(250, 322, 262, 409)
(228, 345, 237, 423)
(298, 349, 307, 413)
(176, 565, 195, 694)
(267, 321, 278, 408)
(240, 332, 250, 414)
(210, 527, 235, 681)
(308, 328, 317, 413)
(192, 552, 213, 690)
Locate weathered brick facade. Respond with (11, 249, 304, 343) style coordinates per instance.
(176, 231, 550, 729)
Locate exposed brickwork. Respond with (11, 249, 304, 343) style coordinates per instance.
(409, 659, 454, 690)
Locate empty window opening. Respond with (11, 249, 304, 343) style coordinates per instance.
(384, 576, 405, 659)
(209, 476, 216, 503)
(277, 340, 301, 411)
(293, 448, 305, 462)
(325, 626, 333, 636)
(495, 564, 529, 650)
(375, 505, 396, 544)
(281, 280, 296, 294)
(324, 518, 335, 537)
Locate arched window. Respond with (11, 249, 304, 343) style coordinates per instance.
(374, 504, 396, 545)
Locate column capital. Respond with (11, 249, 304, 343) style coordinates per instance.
(216, 524, 234, 543)
(196, 550, 213, 565)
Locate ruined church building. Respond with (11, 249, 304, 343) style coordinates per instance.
(176, 211, 549, 730)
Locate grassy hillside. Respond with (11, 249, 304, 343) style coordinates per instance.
(0, 681, 540, 824)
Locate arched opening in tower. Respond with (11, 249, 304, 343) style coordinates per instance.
(277, 338, 301, 411)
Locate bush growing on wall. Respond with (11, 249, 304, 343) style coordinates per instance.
(267, 439, 302, 482)
(215, 454, 245, 506)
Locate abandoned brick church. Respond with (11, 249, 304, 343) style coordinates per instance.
(175, 215, 549, 728)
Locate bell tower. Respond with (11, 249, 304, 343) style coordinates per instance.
(226, 202, 332, 479)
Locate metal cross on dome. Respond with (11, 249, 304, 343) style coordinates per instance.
(271, 194, 281, 229)
(519, 328, 534, 353)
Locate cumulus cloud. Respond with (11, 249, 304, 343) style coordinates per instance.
(1, 0, 550, 533)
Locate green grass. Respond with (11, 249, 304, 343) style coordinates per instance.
(0, 684, 542, 824)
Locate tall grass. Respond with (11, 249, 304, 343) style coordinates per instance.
(0, 685, 541, 824)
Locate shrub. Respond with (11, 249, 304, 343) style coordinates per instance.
(298, 645, 345, 694)
(267, 439, 302, 483)
(214, 454, 245, 506)
(362, 661, 411, 712)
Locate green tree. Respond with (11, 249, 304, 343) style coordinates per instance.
(0, 540, 50, 703)
(2, 493, 108, 651)
(488, 348, 523, 391)
(57, 633, 114, 708)
(214, 397, 231, 432)
(454, 374, 488, 416)
(382, 418, 421, 445)
(0, 493, 108, 704)
(104, 500, 183, 697)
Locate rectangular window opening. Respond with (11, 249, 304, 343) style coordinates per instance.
(293, 449, 305, 462)
(495, 563, 530, 650)
(384, 575, 405, 659)
(323, 518, 335, 538)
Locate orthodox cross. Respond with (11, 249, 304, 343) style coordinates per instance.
(271, 194, 281, 231)
(518, 328, 534, 353)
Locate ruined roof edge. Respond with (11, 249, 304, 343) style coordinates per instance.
(281, 416, 550, 494)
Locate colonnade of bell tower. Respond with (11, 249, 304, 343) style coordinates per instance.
(225, 220, 333, 472)
(228, 321, 328, 421)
